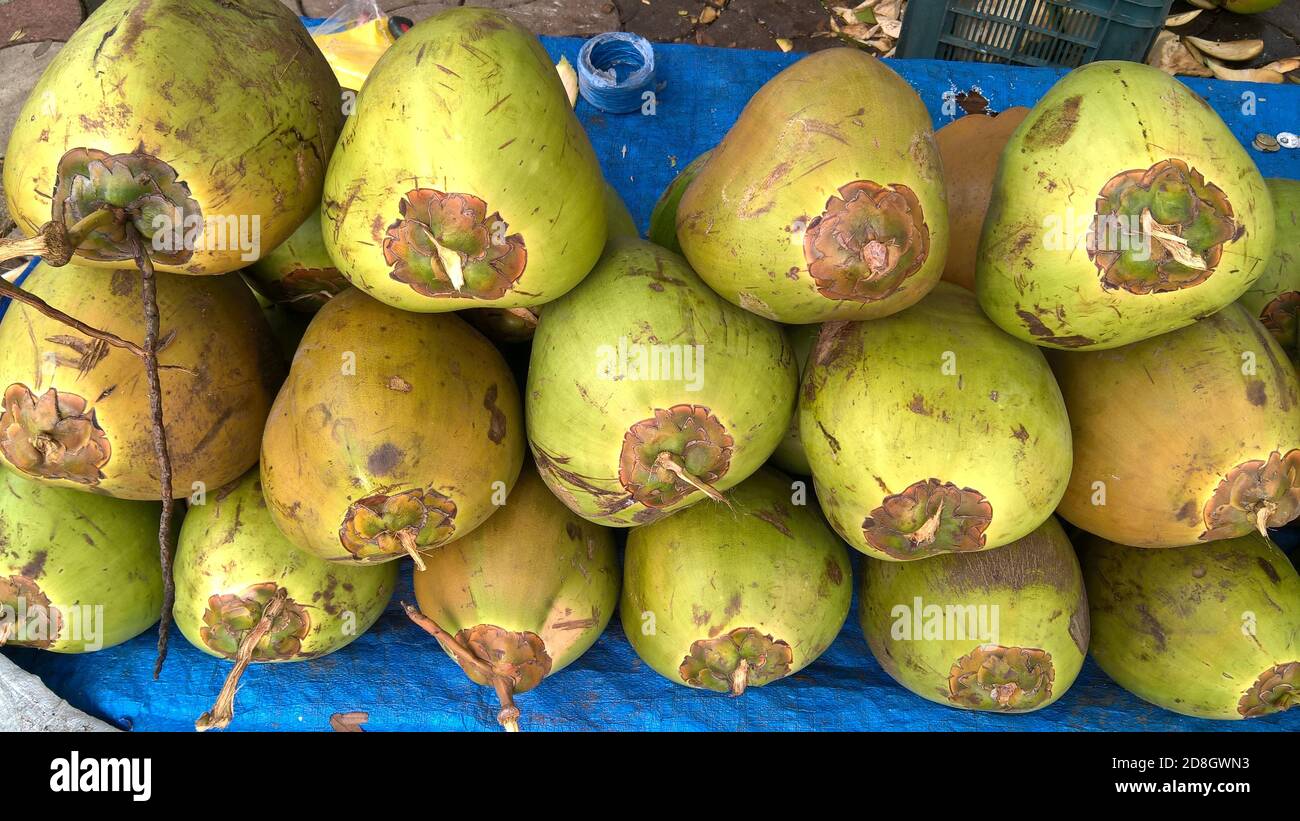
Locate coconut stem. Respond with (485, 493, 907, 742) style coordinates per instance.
(655, 451, 728, 504)
(0, 212, 117, 267)
(124, 227, 177, 680)
(402, 602, 523, 732)
(730, 658, 750, 697)
(396, 530, 428, 571)
(195, 588, 287, 732)
(910, 500, 945, 547)
(1255, 502, 1277, 540)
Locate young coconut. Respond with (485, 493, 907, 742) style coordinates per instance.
(322, 7, 607, 312)
(2, 0, 341, 276)
(676, 49, 948, 324)
(174, 470, 397, 731)
(1238, 179, 1299, 363)
(768, 323, 818, 476)
(1051, 302, 1300, 548)
(526, 237, 797, 527)
(246, 207, 351, 314)
(801, 282, 1072, 561)
(406, 462, 618, 731)
(977, 61, 1274, 350)
(0, 261, 282, 500)
(0, 469, 162, 652)
(933, 107, 1030, 291)
(622, 468, 851, 695)
(1082, 532, 1299, 719)
(648, 149, 712, 255)
(861, 516, 1087, 712)
(260, 288, 525, 564)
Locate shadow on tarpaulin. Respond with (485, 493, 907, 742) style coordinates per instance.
(4, 36, 1299, 731)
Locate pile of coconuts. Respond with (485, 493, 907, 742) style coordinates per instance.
(0, 1, 1296, 730)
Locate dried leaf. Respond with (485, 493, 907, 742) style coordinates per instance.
(1184, 36, 1264, 62)
(775, 37, 794, 52)
(1147, 30, 1213, 77)
(1263, 57, 1300, 74)
(1165, 9, 1201, 26)
(554, 56, 578, 108)
(1186, 0, 1216, 8)
(699, 5, 718, 24)
(1204, 56, 1289, 83)
(329, 711, 369, 732)
(879, 18, 902, 38)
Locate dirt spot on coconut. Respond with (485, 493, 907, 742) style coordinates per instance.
(1135, 603, 1167, 652)
(908, 394, 931, 416)
(692, 605, 711, 626)
(825, 556, 843, 586)
(1256, 557, 1281, 585)
(1176, 499, 1198, 524)
(366, 443, 404, 476)
(724, 593, 743, 618)
(1246, 381, 1267, 407)
(1022, 95, 1082, 152)
(940, 525, 1080, 597)
(483, 384, 507, 444)
(753, 507, 793, 538)
(19, 551, 47, 580)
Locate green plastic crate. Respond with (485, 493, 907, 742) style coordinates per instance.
(897, 0, 1174, 68)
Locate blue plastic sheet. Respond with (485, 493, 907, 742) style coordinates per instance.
(5, 35, 1300, 732)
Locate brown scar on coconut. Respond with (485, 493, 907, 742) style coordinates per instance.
(0, 384, 112, 485)
(679, 627, 794, 696)
(0, 575, 61, 648)
(618, 404, 734, 508)
(802, 180, 930, 303)
(196, 584, 308, 732)
(338, 488, 458, 569)
(383, 188, 527, 300)
(1237, 661, 1299, 718)
(862, 478, 993, 559)
(402, 603, 551, 732)
(947, 645, 1055, 712)
(1200, 449, 1300, 541)
(1088, 159, 1238, 295)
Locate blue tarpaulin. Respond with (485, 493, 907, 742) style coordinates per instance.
(4, 35, 1300, 731)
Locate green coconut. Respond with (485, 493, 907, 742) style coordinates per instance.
(860, 516, 1088, 713)
(1238, 178, 1299, 363)
(246, 207, 352, 313)
(622, 467, 851, 695)
(605, 183, 639, 240)
(648, 149, 712, 254)
(260, 288, 525, 564)
(676, 49, 948, 324)
(527, 237, 797, 527)
(1082, 532, 1299, 719)
(977, 61, 1273, 350)
(322, 7, 606, 312)
(1052, 302, 1300, 548)
(0, 261, 283, 499)
(409, 462, 618, 731)
(0, 469, 161, 653)
(801, 282, 1072, 560)
(3, 0, 341, 275)
(768, 323, 818, 476)
(175, 469, 397, 730)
